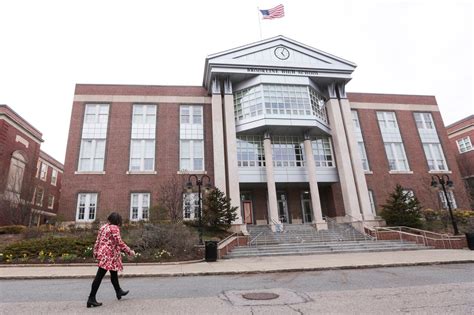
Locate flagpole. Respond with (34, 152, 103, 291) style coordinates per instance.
(257, 7, 262, 39)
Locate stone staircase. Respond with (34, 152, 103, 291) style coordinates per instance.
(225, 224, 431, 258)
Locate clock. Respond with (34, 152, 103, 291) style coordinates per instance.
(274, 47, 290, 60)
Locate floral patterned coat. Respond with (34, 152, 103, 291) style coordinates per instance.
(93, 223, 132, 271)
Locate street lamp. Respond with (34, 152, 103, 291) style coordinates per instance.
(186, 174, 212, 245)
(431, 174, 459, 235)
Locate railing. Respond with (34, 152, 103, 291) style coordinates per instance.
(369, 226, 466, 249)
(249, 231, 265, 247)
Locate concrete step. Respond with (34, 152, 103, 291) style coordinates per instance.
(225, 243, 431, 258)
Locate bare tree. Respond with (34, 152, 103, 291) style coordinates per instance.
(154, 174, 187, 223)
(0, 162, 36, 226)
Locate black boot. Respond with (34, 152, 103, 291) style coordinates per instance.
(116, 289, 129, 300)
(87, 296, 102, 308)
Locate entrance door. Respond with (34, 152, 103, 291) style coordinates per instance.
(277, 192, 289, 223)
(243, 201, 253, 224)
(301, 192, 313, 223)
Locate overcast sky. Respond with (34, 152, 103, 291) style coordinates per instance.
(1, 0, 472, 164)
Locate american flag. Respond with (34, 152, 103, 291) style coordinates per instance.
(260, 4, 285, 20)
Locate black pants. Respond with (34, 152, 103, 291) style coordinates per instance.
(89, 267, 120, 298)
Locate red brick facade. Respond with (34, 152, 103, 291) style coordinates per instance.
(0, 105, 63, 226)
(446, 115, 474, 208)
(59, 85, 212, 222)
(59, 87, 471, 225)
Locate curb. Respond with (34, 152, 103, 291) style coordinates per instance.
(1, 259, 473, 280)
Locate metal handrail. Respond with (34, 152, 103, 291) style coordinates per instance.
(371, 226, 464, 249)
(249, 231, 264, 247)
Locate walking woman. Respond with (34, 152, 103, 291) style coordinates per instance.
(87, 212, 135, 308)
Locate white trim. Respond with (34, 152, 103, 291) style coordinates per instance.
(0, 115, 43, 143)
(351, 102, 439, 112)
(428, 170, 452, 174)
(126, 171, 158, 175)
(388, 171, 414, 174)
(74, 171, 106, 175)
(74, 95, 212, 104)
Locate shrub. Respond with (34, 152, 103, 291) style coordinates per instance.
(132, 224, 199, 261)
(202, 188, 238, 231)
(0, 225, 27, 235)
(3, 236, 95, 259)
(381, 184, 423, 228)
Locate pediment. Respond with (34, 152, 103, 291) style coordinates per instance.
(203, 36, 357, 88)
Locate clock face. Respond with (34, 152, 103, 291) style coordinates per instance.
(274, 47, 290, 60)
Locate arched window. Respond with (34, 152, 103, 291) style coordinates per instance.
(5, 151, 27, 199)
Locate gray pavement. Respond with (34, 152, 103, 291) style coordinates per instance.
(1, 249, 473, 280)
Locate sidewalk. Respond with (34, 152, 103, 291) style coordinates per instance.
(1, 249, 473, 280)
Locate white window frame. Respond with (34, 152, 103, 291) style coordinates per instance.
(76, 193, 98, 222)
(6, 152, 26, 196)
(130, 193, 150, 221)
(456, 136, 472, 153)
(180, 139, 204, 171)
(47, 195, 54, 209)
(384, 142, 409, 171)
(130, 104, 156, 172)
(402, 189, 415, 204)
(130, 139, 155, 171)
(51, 169, 58, 186)
(414, 112, 434, 130)
(377, 111, 398, 129)
(357, 141, 370, 171)
(183, 193, 201, 220)
(39, 163, 48, 181)
(438, 191, 457, 209)
(368, 190, 376, 215)
(423, 143, 448, 171)
(35, 187, 44, 207)
(78, 104, 109, 172)
(78, 139, 106, 172)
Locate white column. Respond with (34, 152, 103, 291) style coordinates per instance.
(325, 96, 362, 220)
(211, 79, 226, 194)
(338, 96, 375, 221)
(303, 134, 327, 230)
(222, 79, 242, 225)
(263, 132, 279, 231)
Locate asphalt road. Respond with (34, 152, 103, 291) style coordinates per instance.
(1, 264, 473, 314)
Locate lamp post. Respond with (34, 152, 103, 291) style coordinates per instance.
(431, 174, 459, 235)
(186, 174, 212, 245)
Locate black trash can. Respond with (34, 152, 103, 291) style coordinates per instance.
(205, 240, 218, 262)
(466, 233, 474, 250)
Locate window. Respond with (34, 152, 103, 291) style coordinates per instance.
(47, 195, 54, 209)
(39, 163, 48, 181)
(78, 104, 109, 172)
(377, 111, 397, 129)
(384, 142, 409, 171)
(457, 136, 472, 153)
(180, 106, 204, 171)
(351, 110, 360, 129)
(357, 142, 370, 171)
(311, 137, 334, 167)
(368, 190, 376, 215)
(237, 135, 265, 167)
(272, 136, 304, 167)
(438, 191, 457, 209)
(5, 151, 26, 197)
(130, 105, 156, 171)
(423, 143, 448, 171)
(130, 193, 150, 221)
(414, 113, 434, 129)
(402, 190, 415, 204)
(35, 187, 44, 207)
(377, 111, 410, 171)
(183, 193, 200, 220)
(76, 193, 98, 221)
(233, 84, 327, 124)
(51, 169, 58, 186)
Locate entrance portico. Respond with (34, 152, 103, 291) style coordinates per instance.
(204, 36, 374, 231)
